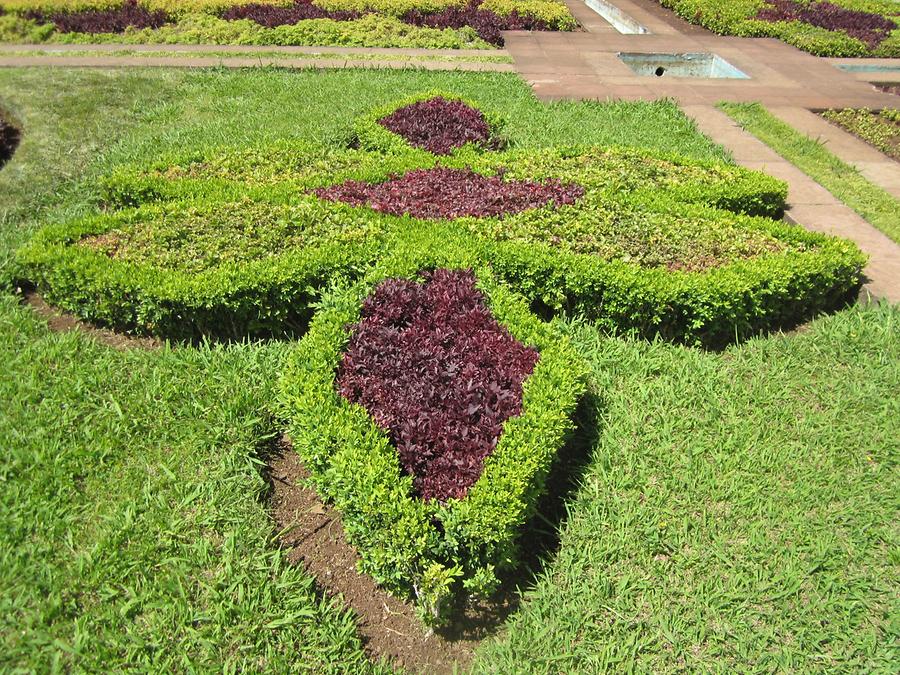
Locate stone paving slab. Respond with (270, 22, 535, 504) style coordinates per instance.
(767, 106, 900, 200)
(684, 104, 900, 302)
(506, 29, 897, 108)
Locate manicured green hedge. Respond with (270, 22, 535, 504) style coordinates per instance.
(0, 12, 493, 50)
(654, 0, 900, 57)
(96, 141, 788, 218)
(822, 107, 900, 162)
(19, 133, 863, 346)
(276, 248, 587, 622)
(17, 199, 388, 340)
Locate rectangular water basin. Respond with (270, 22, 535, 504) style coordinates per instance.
(619, 52, 749, 79)
(584, 0, 649, 34)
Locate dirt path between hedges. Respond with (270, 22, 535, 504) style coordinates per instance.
(268, 438, 520, 674)
(20, 289, 162, 350)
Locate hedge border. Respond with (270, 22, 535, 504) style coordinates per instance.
(352, 90, 507, 155)
(15, 200, 386, 341)
(276, 251, 587, 622)
(379, 219, 867, 347)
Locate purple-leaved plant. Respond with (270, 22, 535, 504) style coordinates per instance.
(313, 167, 584, 219)
(221, 1, 362, 26)
(336, 269, 540, 501)
(378, 96, 495, 154)
(25, 0, 168, 33)
(757, 0, 896, 48)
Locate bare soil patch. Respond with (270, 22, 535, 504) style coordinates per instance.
(267, 398, 598, 673)
(19, 288, 161, 350)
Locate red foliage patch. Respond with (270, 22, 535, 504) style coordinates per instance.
(757, 0, 896, 48)
(336, 269, 540, 501)
(402, 0, 555, 47)
(25, 0, 168, 33)
(313, 167, 584, 219)
(378, 96, 496, 155)
(221, 0, 361, 26)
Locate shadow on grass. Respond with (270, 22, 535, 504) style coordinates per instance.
(438, 389, 602, 642)
(1, 107, 21, 170)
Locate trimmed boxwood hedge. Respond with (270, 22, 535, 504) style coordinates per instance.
(16, 198, 389, 340)
(276, 249, 587, 622)
(17, 133, 865, 345)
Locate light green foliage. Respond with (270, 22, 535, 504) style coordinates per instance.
(475, 302, 900, 671)
(721, 102, 900, 245)
(276, 250, 587, 623)
(823, 107, 900, 162)
(51, 13, 492, 49)
(480, 0, 577, 27)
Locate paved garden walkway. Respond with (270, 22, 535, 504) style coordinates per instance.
(0, 43, 514, 72)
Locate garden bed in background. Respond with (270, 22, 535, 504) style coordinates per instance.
(822, 106, 900, 161)
(655, 0, 900, 57)
(0, 0, 576, 49)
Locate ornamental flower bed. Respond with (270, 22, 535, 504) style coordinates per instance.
(757, 0, 897, 49)
(377, 95, 497, 155)
(313, 167, 584, 219)
(277, 261, 586, 621)
(0, 0, 577, 48)
(18, 95, 865, 346)
(22, 0, 168, 33)
(336, 269, 540, 501)
(654, 0, 900, 57)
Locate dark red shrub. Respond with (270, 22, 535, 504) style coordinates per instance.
(0, 118, 19, 168)
(313, 167, 584, 219)
(402, 0, 553, 47)
(221, 1, 361, 26)
(757, 0, 896, 48)
(336, 269, 539, 501)
(25, 0, 168, 33)
(378, 96, 496, 155)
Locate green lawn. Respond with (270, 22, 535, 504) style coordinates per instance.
(1, 68, 897, 671)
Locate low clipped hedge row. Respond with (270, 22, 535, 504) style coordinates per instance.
(0, 0, 575, 48)
(654, 0, 900, 57)
(17, 199, 388, 341)
(17, 125, 868, 346)
(276, 248, 587, 621)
